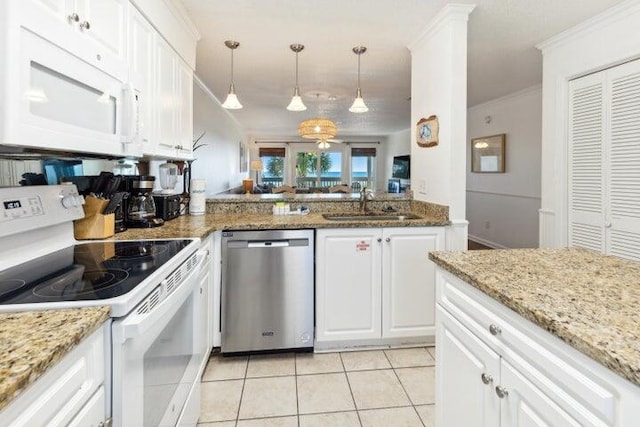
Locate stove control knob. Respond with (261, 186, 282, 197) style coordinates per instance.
(61, 194, 85, 209)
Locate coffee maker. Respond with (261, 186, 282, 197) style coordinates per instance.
(120, 176, 164, 228)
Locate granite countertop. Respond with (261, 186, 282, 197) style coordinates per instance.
(0, 307, 110, 411)
(429, 247, 640, 386)
(111, 212, 449, 240)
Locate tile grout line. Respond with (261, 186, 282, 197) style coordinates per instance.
(234, 356, 249, 426)
(339, 352, 364, 427)
(383, 348, 427, 427)
(294, 354, 300, 427)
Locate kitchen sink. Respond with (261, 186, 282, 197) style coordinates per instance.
(322, 212, 422, 221)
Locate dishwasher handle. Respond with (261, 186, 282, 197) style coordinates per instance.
(228, 238, 309, 249)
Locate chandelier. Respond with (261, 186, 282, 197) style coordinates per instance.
(298, 118, 337, 140)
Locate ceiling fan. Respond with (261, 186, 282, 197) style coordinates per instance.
(316, 138, 343, 149)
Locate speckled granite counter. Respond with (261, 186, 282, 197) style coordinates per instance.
(111, 212, 450, 241)
(429, 248, 640, 386)
(0, 307, 110, 411)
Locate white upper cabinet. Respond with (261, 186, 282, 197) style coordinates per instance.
(26, 0, 128, 80)
(153, 37, 193, 160)
(128, 6, 156, 153)
(569, 59, 640, 260)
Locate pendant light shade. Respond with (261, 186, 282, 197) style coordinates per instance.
(298, 118, 337, 140)
(349, 46, 369, 113)
(222, 40, 243, 110)
(287, 44, 307, 111)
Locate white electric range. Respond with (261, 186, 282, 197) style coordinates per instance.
(0, 185, 208, 427)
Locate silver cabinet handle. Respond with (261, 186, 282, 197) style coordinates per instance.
(481, 373, 493, 384)
(385, 237, 391, 242)
(377, 238, 382, 243)
(495, 385, 508, 398)
(68, 13, 80, 23)
(80, 21, 91, 30)
(489, 324, 502, 336)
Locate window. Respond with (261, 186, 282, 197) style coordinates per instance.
(259, 147, 285, 187)
(295, 150, 343, 189)
(351, 147, 376, 190)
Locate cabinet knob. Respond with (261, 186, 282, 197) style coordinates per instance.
(377, 238, 382, 243)
(489, 324, 502, 336)
(481, 373, 493, 385)
(80, 21, 91, 30)
(605, 222, 612, 228)
(385, 237, 391, 243)
(68, 13, 80, 23)
(495, 385, 509, 398)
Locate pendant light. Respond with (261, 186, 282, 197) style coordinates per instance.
(222, 40, 243, 109)
(349, 46, 369, 113)
(286, 44, 307, 111)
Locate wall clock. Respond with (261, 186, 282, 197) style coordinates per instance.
(416, 115, 439, 147)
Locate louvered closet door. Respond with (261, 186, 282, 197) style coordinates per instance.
(568, 73, 606, 252)
(607, 60, 640, 261)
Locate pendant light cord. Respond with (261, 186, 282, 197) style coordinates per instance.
(357, 54, 361, 90)
(295, 51, 299, 87)
(230, 49, 235, 86)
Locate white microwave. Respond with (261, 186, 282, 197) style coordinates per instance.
(0, 27, 142, 158)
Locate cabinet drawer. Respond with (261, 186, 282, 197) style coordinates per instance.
(436, 271, 616, 425)
(0, 324, 107, 427)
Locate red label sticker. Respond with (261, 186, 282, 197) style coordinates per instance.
(356, 240, 370, 251)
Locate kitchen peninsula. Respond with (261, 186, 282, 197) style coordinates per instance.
(430, 248, 640, 426)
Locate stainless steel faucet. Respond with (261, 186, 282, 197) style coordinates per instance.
(359, 187, 374, 212)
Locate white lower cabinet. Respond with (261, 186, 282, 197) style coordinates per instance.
(435, 269, 640, 427)
(0, 322, 110, 427)
(316, 227, 444, 347)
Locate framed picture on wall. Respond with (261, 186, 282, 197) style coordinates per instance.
(239, 141, 248, 173)
(471, 134, 506, 173)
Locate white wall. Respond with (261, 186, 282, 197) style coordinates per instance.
(538, 0, 640, 247)
(467, 86, 542, 248)
(185, 76, 247, 195)
(408, 4, 474, 250)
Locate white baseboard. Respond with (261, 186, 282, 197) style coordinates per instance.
(468, 234, 508, 249)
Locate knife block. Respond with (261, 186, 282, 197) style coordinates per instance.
(74, 196, 115, 239)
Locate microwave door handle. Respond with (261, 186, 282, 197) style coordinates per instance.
(121, 82, 136, 144)
(118, 251, 208, 342)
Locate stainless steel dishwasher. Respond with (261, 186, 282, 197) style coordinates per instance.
(221, 229, 314, 354)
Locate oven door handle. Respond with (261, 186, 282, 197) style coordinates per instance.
(118, 249, 209, 342)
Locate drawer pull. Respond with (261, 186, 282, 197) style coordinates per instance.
(481, 373, 493, 385)
(68, 13, 80, 23)
(80, 21, 91, 30)
(495, 385, 509, 398)
(489, 324, 502, 336)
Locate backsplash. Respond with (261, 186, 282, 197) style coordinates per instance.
(206, 193, 412, 215)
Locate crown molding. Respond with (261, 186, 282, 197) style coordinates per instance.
(407, 3, 476, 52)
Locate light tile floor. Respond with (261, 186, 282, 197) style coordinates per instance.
(199, 347, 436, 427)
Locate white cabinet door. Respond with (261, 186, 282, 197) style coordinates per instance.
(436, 306, 500, 427)
(316, 228, 382, 342)
(210, 231, 222, 347)
(156, 37, 177, 157)
(382, 227, 444, 338)
(198, 254, 211, 371)
(33, 0, 67, 15)
(67, 386, 106, 427)
(176, 58, 194, 159)
(500, 359, 583, 427)
(129, 6, 155, 153)
(73, 0, 126, 59)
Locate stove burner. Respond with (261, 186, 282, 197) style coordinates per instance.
(113, 242, 169, 259)
(0, 279, 27, 298)
(33, 268, 130, 298)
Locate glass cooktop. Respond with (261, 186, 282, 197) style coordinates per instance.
(0, 240, 192, 304)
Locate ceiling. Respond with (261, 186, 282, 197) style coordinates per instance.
(180, 0, 623, 140)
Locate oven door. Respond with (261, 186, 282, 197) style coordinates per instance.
(1, 27, 141, 157)
(111, 250, 208, 427)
